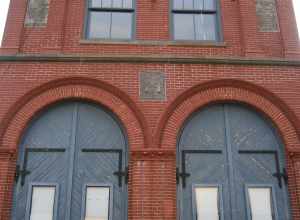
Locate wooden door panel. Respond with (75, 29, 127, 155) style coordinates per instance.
(12, 102, 128, 220)
(178, 104, 291, 220)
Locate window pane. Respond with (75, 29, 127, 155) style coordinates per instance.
(195, 14, 217, 41)
(123, 0, 133, 8)
(111, 12, 132, 39)
(194, 0, 204, 10)
(90, 0, 101, 7)
(112, 0, 123, 8)
(174, 14, 195, 40)
(85, 187, 110, 220)
(183, 0, 194, 9)
(174, 0, 184, 9)
(203, 0, 216, 10)
(88, 12, 111, 39)
(248, 188, 273, 220)
(195, 187, 219, 220)
(91, 0, 132, 8)
(30, 186, 56, 220)
(102, 0, 112, 7)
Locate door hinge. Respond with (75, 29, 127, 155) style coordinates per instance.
(15, 165, 31, 186)
(176, 167, 190, 188)
(273, 168, 288, 188)
(114, 166, 129, 187)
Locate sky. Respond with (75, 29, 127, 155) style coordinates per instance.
(0, 0, 299, 44)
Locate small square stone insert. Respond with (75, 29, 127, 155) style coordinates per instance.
(140, 72, 166, 100)
(25, 0, 49, 26)
(256, 0, 279, 32)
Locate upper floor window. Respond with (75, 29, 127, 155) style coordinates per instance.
(86, 0, 134, 40)
(172, 0, 220, 41)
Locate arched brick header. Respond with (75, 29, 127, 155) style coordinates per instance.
(0, 77, 147, 151)
(158, 79, 300, 153)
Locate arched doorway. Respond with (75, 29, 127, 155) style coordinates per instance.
(11, 101, 128, 220)
(177, 103, 291, 220)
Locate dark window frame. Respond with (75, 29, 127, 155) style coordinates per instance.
(84, 0, 136, 40)
(170, 0, 223, 42)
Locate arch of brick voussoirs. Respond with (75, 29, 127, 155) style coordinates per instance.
(158, 79, 300, 153)
(0, 77, 147, 151)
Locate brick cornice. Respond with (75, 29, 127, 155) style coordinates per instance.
(0, 54, 300, 66)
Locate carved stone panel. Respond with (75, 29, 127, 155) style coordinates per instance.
(25, 0, 50, 26)
(256, 0, 279, 32)
(140, 72, 166, 100)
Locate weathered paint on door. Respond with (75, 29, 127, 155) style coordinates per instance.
(177, 103, 290, 220)
(11, 101, 128, 220)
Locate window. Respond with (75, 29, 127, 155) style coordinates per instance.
(86, 0, 134, 40)
(29, 185, 57, 220)
(172, 0, 220, 41)
(83, 185, 112, 220)
(194, 186, 221, 220)
(247, 187, 274, 220)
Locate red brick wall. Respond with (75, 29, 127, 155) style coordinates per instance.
(1, 0, 300, 57)
(0, 0, 300, 219)
(0, 62, 300, 219)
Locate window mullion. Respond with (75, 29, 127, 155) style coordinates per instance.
(193, 14, 196, 40)
(90, 8, 133, 12)
(172, 9, 216, 14)
(109, 12, 113, 39)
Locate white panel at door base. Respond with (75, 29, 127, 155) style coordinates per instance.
(30, 186, 56, 220)
(248, 188, 273, 220)
(85, 186, 110, 220)
(195, 187, 219, 220)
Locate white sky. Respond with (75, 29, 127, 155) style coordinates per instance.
(0, 0, 299, 44)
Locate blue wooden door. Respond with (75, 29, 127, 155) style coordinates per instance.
(177, 104, 291, 220)
(11, 102, 128, 220)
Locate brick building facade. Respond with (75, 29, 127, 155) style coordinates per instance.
(0, 0, 300, 219)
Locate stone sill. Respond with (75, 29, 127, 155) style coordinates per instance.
(1, 54, 300, 67)
(79, 39, 227, 47)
